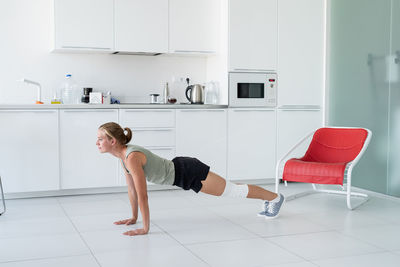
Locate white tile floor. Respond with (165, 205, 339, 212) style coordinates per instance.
(0, 183, 400, 267)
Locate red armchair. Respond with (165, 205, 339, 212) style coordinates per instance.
(275, 127, 372, 210)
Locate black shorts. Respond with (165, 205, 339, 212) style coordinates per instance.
(172, 157, 210, 193)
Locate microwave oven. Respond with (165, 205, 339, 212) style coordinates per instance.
(229, 72, 277, 107)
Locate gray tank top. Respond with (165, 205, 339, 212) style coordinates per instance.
(121, 144, 175, 185)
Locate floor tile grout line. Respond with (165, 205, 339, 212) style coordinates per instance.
(264, 235, 316, 263)
(331, 228, 393, 251)
(179, 236, 263, 247)
(151, 220, 212, 267)
(306, 249, 396, 264)
(266, 230, 394, 263)
(0, 253, 91, 265)
(56, 198, 103, 267)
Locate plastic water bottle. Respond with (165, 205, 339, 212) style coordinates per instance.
(61, 74, 79, 104)
(205, 81, 219, 104)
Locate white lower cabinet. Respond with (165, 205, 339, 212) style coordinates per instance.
(60, 109, 119, 189)
(119, 109, 176, 185)
(176, 109, 227, 177)
(1, 107, 324, 195)
(277, 109, 323, 160)
(227, 109, 276, 180)
(0, 110, 59, 193)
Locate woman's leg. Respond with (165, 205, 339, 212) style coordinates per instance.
(200, 171, 278, 201)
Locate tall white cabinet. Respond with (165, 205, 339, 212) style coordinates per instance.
(227, 109, 276, 180)
(176, 110, 227, 177)
(54, 0, 114, 51)
(114, 0, 168, 53)
(59, 109, 119, 189)
(229, 0, 278, 71)
(0, 110, 59, 193)
(277, 0, 325, 106)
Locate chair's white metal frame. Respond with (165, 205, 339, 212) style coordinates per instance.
(0, 176, 5, 215)
(275, 127, 372, 210)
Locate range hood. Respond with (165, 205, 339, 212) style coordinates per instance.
(112, 51, 162, 56)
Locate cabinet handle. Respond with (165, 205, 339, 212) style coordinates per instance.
(279, 109, 321, 111)
(0, 110, 56, 113)
(173, 50, 215, 54)
(179, 109, 225, 112)
(61, 46, 111, 50)
(233, 68, 274, 72)
(62, 109, 117, 113)
(232, 109, 274, 112)
(123, 110, 173, 113)
(131, 128, 174, 132)
(278, 105, 321, 110)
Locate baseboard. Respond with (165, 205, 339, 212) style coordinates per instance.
(3, 178, 276, 200)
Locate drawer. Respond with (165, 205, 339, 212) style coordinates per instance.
(120, 109, 175, 128)
(130, 129, 175, 147)
(147, 147, 175, 160)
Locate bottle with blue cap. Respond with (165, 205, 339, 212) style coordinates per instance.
(61, 74, 79, 104)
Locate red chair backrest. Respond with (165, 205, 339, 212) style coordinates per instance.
(300, 128, 369, 164)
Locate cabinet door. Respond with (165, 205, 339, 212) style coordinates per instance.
(228, 109, 276, 180)
(277, 109, 323, 160)
(54, 0, 113, 51)
(169, 0, 219, 54)
(277, 0, 325, 106)
(176, 110, 227, 177)
(60, 109, 119, 189)
(0, 110, 59, 193)
(114, 0, 168, 53)
(229, 0, 277, 71)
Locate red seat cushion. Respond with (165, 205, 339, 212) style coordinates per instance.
(282, 128, 368, 185)
(283, 159, 347, 185)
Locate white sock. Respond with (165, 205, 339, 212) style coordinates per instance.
(270, 194, 281, 203)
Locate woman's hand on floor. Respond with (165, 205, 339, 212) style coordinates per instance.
(123, 228, 148, 236)
(113, 218, 137, 225)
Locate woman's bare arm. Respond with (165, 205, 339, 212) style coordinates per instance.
(124, 152, 150, 236)
(114, 171, 138, 225)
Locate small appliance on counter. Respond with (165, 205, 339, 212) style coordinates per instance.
(81, 87, 92, 103)
(185, 84, 205, 104)
(150, 93, 160, 104)
(229, 72, 277, 107)
(89, 92, 103, 104)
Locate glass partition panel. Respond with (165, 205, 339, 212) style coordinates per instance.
(329, 0, 391, 194)
(388, 0, 400, 197)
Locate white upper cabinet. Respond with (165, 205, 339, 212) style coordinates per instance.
(169, 0, 219, 54)
(229, 0, 278, 71)
(114, 0, 168, 53)
(277, 0, 325, 106)
(54, 0, 114, 52)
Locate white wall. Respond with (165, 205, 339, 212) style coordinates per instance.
(206, 0, 228, 105)
(0, 0, 217, 104)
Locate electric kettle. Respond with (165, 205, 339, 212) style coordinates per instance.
(185, 84, 205, 104)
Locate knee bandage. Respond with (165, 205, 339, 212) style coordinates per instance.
(221, 181, 249, 198)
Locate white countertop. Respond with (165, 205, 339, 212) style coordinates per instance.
(0, 103, 228, 109)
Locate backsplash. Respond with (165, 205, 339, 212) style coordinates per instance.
(0, 0, 213, 105)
